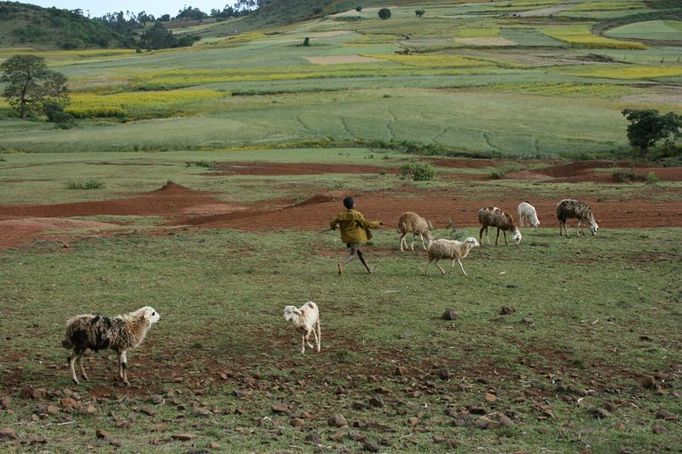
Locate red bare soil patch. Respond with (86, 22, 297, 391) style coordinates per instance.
(0, 182, 239, 218)
(0, 217, 117, 249)
(179, 188, 682, 231)
(506, 161, 682, 183)
(211, 161, 387, 176)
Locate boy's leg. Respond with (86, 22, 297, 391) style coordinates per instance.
(357, 248, 372, 274)
(338, 246, 357, 274)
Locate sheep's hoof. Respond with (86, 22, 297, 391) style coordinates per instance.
(72, 378, 80, 385)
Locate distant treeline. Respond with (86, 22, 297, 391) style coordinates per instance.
(0, 1, 269, 50)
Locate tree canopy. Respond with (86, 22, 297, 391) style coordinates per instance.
(0, 55, 68, 119)
(622, 109, 681, 158)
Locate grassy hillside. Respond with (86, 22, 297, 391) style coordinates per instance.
(0, 2, 132, 49)
(0, 0, 681, 158)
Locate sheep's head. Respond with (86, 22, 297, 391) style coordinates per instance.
(136, 306, 160, 325)
(512, 229, 522, 245)
(283, 306, 302, 323)
(464, 237, 480, 248)
(590, 221, 599, 236)
(424, 230, 434, 246)
(533, 220, 540, 228)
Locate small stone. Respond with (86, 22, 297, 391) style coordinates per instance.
(475, 416, 492, 429)
(154, 423, 168, 432)
(656, 409, 678, 421)
(595, 408, 610, 419)
(60, 398, 78, 409)
(109, 439, 122, 447)
(95, 429, 111, 440)
(500, 306, 515, 315)
(485, 392, 497, 403)
(0, 397, 10, 409)
(171, 433, 196, 441)
(522, 317, 534, 325)
(441, 309, 459, 321)
(640, 375, 657, 389)
(328, 414, 348, 427)
(438, 369, 451, 380)
(469, 406, 486, 415)
(271, 404, 289, 414)
(304, 433, 321, 444)
(330, 431, 345, 442)
(207, 441, 221, 450)
(0, 428, 18, 440)
(408, 417, 420, 426)
(85, 405, 96, 415)
(46, 405, 59, 415)
(395, 366, 408, 376)
(22, 386, 46, 401)
(368, 396, 384, 408)
(497, 413, 514, 427)
(363, 440, 380, 452)
(351, 401, 367, 410)
(290, 418, 305, 428)
(150, 395, 165, 405)
(651, 424, 666, 434)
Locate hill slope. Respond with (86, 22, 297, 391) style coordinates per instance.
(0, 2, 133, 49)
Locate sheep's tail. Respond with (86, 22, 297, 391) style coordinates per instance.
(397, 221, 406, 234)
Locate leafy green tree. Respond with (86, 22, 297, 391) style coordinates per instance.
(0, 55, 68, 119)
(622, 109, 681, 158)
(378, 8, 391, 19)
(140, 21, 177, 49)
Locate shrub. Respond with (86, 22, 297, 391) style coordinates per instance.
(65, 178, 105, 190)
(645, 172, 659, 184)
(378, 8, 391, 20)
(415, 10, 425, 17)
(355, 6, 362, 12)
(399, 162, 435, 181)
(44, 101, 75, 128)
(612, 169, 645, 183)
(185, 160, 217, 169)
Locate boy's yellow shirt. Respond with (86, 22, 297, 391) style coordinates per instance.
(330, 209, 381, 244)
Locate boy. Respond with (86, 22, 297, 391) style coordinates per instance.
(329, 196, 382, 275)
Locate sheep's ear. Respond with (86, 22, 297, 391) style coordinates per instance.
(294, 308, 303, 315)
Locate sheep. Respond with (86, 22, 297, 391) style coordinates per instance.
(556, 198, 598, 236)
(517, 201, 540, 228)
(478, 207, 522, 246)
(283, 301, 321, 354)
(397, 211, 434, 252)
(424, 237, 480, 277)
(61, 306, 160, 386)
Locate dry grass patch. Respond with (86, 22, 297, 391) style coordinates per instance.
(305, 55, 382, 64)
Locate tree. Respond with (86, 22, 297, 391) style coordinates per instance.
(622, 109, 681, 158)
(378, 8, 391, 19)
(415, 9, 425, 17)
(0, 55, 68, 119)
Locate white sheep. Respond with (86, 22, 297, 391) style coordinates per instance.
(283, 301, 321, 354)
(424, 237, 480, 277)
(478, 207, 522, 246)
(61, 306, 160, 385)
(517, 201, 540, 228)
(556, 198, 598, 236)
(397, 211, 434, 251)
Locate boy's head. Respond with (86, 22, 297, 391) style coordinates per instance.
(343, 196, 354, 209)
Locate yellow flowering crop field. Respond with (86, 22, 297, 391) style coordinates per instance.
(542, 25, 647, 49)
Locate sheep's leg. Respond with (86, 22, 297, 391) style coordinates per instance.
(315, 319, 321, 352)
(77, 353, 88, 381)
(399, 233, 407, 252)
(456, 258, 468, 276)
(577, 220, 583, 236)
(435, 260, 446, 276)
(305, 331, 314, 349)
(479, 226, 489, 245)
(503, 230, 508, 245)
(312, 323, 321, 353)
(68, 352, 80, 385)
(423, 259, 433, 275)
(118, 351, 130, 386)
(419, 234, 427, 250)
(411, 233, 416, 251)
(300, 334, 306, 354)
(495, 228, 501, 246)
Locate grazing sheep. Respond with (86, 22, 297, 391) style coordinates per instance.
(556, 199, 598, 236)
(478, 207, 522, 246)
(283, 301, 321, 354)
(517, 201, 540, 228)
(61, 306, 160, 385)
(424, 237, 480, 277)
(397, 211, 434, 252)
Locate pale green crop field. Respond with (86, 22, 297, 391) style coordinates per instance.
(605, 20, 682, 41)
